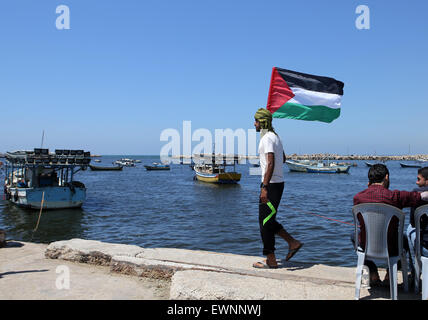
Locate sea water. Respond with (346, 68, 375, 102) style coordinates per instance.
(0, 157, 422, 268)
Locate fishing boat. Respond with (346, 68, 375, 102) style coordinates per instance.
(113, 158, 136, 167)
(89, 164, 123, 171)
(3, 148, 90, 210)
(194, 154, 241, 184)
(285, 160, 351, 173)
(306, 167, 338, 173)
(285, 160, 318, 172)
(400, 162, 422, 168)
(144, 163, 170, 170)
(365, 162, 374, 167)
(194, 163, 241, 183)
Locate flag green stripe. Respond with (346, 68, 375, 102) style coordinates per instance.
(272, 102, 341, 123)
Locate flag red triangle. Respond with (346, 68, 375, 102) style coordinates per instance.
(266, 67, 295, 114)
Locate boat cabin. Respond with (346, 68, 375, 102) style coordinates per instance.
(4, 148, 90, 189)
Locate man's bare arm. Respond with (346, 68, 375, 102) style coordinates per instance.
(260, 153, 274, 203)
(263, 153, 275, 186)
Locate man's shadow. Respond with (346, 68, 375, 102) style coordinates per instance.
(0, 241, 49, 279)
(0, 269, 49, 279)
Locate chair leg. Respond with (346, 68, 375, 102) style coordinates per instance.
(401, 255, 409, 292)
(355, 252, 365, 300)
(388, 259, 398, 300)
(422, 257, 428, 300)
(415, 259, 421, 294)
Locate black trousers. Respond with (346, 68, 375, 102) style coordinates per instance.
(259, 182, 285, 256)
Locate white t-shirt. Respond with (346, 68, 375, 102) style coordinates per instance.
(258, 131, 284, 183)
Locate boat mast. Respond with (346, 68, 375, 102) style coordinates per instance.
(41, 130, 45, 148)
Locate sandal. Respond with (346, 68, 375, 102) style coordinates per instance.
(285, 243, 304, 261)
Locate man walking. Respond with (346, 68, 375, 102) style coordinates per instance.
(252, 108, 303, 269)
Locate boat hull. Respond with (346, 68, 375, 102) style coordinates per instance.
(195, 171, 241, 184)
(286, 160, 350, 173)
(285, 160, 312, 172)
(306, 166, 350, 173)
(6, 186, 86, 210)
(144, 165, 170, 170)
(89, 164, 123, 171)
(400, 163, 422, 168)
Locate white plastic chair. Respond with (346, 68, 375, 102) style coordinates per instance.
(352, 203, 409, 300)
(413, 204, 428, 299)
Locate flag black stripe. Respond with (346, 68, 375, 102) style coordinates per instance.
(276, 67, 344, 95)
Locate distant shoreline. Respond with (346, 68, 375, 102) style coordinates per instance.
(171, 154, 428, 162)
(1, 153, 427, 162)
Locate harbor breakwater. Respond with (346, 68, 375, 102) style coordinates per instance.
(172, 154, 428, 162)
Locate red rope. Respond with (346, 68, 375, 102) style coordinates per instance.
(282, 204, 356, 227)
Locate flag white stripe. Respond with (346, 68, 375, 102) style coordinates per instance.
(289, 87, 342, 109)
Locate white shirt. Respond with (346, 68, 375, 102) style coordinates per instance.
(258, 131, 284, 183)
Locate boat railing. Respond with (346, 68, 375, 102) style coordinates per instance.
(4, 148, 91, 188)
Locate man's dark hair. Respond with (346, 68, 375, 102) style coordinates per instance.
(368, 164, 389, 184)
(418, 167, 428, 180)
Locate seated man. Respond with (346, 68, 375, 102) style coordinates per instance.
(352, 164, 428, 285)
(406, 167, 428, 276)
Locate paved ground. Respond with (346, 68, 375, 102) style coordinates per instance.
(0, 241, 170, 300)
(0, 238, 423, 300)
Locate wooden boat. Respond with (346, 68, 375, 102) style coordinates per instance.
(113, 158, 136, 167)
(306, 167, 338, 173)
(193, 150, 241, 184)
(89, 164, 123, 171)
(285, 160, 318, 172)
(285, 160, 351, 173)
(400, 162, 422, 168)
(194, 163, 241, 184)
(144, 163, 170, 170)
(365, 162, 374, 167)
(3, 148, 90, 209)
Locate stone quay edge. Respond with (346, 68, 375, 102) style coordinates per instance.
(1, 238, 421, 300)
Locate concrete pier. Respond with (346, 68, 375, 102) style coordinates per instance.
(0, 238, 422, 300)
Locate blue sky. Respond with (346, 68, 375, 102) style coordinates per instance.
(0, 0, 427, 155)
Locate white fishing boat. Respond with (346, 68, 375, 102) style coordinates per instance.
(3, 148, 91, 210)
(113, 158, 136, 167)
(284, 160, 318, 172)
(285, 159, 351, 173)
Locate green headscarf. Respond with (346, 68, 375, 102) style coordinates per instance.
(254, 108, 276, 135)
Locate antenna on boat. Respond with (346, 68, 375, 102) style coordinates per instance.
(41, 130, 45, 148)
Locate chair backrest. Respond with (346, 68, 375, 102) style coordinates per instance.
(414, 204, 428, 262)
(352, 203, 405, 259)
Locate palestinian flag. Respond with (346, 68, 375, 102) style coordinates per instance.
(266, 67, 344, 123)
